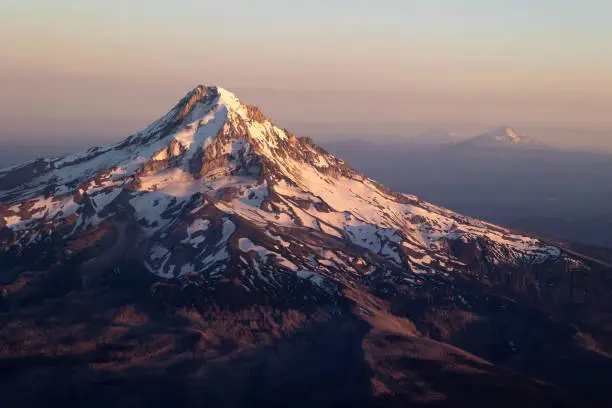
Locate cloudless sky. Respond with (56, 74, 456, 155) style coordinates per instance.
(1, 0, 611, 149)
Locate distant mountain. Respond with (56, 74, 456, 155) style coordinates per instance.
(1, 86, 612, 407)
(454, 126, 541, 149)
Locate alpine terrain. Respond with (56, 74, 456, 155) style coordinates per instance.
(1, 86, 611, 407)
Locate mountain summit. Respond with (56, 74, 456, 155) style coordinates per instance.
(1, 86, 611, 407)
(0, 86, 561, 283)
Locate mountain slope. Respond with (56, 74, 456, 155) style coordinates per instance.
(1, 86, 611, 407)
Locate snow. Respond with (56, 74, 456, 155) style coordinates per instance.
(265, 230, 291, 248)
(239, 182, 268, 207)
(277, 257, 298, 271)
(313, 155, 330, 168)
(181, 218, 210, 246)
(272, 180, 320, 201)
(175, 104, 227, 162)
(150, 244, 170, 261)
(197, 248, 230, 273)
(296, 270, 327, 289)
(220, 218, 236, 243)
(151, 147, 169, 161)
(3, 215, 22, 226)
(239, 238, 272, 260)
(238, 237, 299, 272)
(180, 263, 195, 276)
(346, 224, 383, 252)
(218, 86, 249, 120)
(90, 189, 121, 210)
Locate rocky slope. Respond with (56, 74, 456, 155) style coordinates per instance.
(1, 86, 611, 407)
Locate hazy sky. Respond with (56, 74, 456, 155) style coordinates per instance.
(1, 0, 611, 150)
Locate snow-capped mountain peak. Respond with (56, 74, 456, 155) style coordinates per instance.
(457, 126, 539, 148)
(3, 85, 612, 408)
(0, 86, 569, 292)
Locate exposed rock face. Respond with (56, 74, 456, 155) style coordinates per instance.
(0, 85, 611, 407)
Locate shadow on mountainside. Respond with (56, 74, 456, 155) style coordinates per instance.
(0, 262, 585, 408)
(0, 224, 609, 407)
(389, 272, 612, 407)
(447, 291, 612, 406)
(0, 311, 579, 408)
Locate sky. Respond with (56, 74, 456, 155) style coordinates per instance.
(1, 0, 612, 151)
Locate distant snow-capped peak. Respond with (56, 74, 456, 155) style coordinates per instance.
(458, 126, 539, 148)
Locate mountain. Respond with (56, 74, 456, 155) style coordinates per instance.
(0, 88, 560, 283)
(455, 126, 540, 148)
(1, 86, 612, 407)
